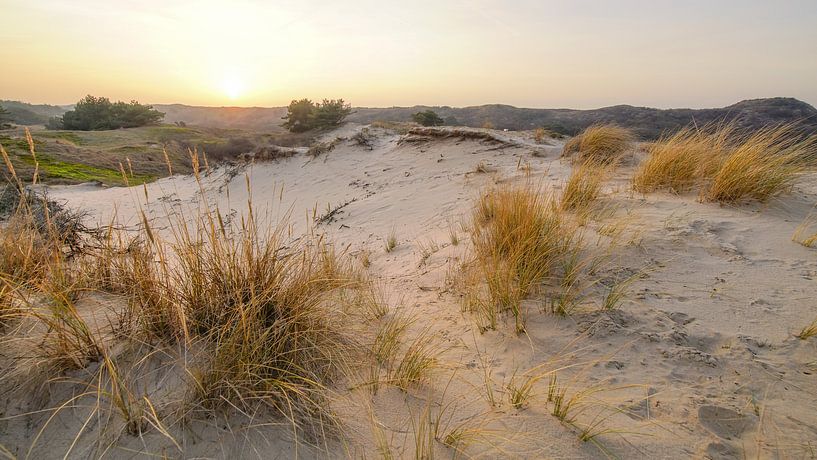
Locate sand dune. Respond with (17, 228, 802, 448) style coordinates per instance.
(3, 124, 816, 458)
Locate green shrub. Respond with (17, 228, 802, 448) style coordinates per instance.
(282, 98, 352, 132)
(411, 110, 445, 127)
(59, 95, 164, 131)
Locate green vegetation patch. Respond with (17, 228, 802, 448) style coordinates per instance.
(19, 154, 153, 185)
(0, 135, 43, 152)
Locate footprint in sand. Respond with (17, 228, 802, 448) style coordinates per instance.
(698, 405, 755, 440)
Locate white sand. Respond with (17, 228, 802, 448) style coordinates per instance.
(7, 125, 816, 458)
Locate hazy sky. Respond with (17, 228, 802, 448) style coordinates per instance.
(2, 0, 816, 109)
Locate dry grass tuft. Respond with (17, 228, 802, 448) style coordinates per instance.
(389, 332, 439, 390)
(560, 161, 608, 213)
(385, 228, 398, 253)
(634, 123, 817, 203)
(176, 216, 362, 430)
(562, 124, 634, 165)
(793, 214, 817, 248)
(797, 318, 817, 340)
(462, 184, 579, 332)
(632, 126, 728, 194)
(704, 125, 817, 203)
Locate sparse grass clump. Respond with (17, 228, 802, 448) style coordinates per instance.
(389, 332, 439, 390)
(385, 228, 398, 253)
(173, 214, 362, 425)
(797, 318, 817, 340)
(563, 124, 634, 165)
(560, 161, 608, 213)
(793, 214, 817, 248)
(534, 127, 562, 143)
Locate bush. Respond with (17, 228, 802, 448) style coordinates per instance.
(45, 116, 64, 130)
(59, 95, 164, 131)
(282, 98, 351, 132)
(196, 137, 256, 161)
(412, 110, 444, 127)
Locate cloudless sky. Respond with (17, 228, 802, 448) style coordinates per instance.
(1, 0, 816, 109)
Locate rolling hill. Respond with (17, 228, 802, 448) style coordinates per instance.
(4, 98, 816, 139)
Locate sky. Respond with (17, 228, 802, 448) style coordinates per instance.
(1, 0, 816, 109)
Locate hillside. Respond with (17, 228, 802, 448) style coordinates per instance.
(349, 98, 817, 138)
(153, 104, 289, 132)
(5, 98, 816, 139)
(156, 98, 817, 138)
(0, 100, 69, 125)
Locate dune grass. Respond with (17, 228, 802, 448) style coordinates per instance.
(562, 124, 634, 165)
(705, 125, 817, 202)
(632, 126, 728, 194)
(385, 228, 398, 253)
(797, 318, 817, 340)
(634, 124, 817, 203)
(0, 139, 383, 450)
(793, 214, 817, 248)
(462, 184, 580, 332)
(560, 161, 608, 213)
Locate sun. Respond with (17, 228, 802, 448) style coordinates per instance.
(222, 74, 245, 101)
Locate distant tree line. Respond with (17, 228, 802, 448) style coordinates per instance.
(48, 95, 164, 130)
(282, 99, 352, 132)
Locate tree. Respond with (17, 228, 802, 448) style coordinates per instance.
(282, 98, 352, 132)
(46, 116, 64, 130)
(412, 110, 445, 127)
(60, 95, 164, 130)
(282, 99, 316, 132)
(312, 99, 352, 128)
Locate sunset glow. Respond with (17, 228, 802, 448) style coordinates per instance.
(1, 0, 816, 108)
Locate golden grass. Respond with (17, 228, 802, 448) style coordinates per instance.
(562, 124, 634, 165)
(793, 214, 817, 248)
(385, 228, 398, 252)
(463, 184, 579, 332)
(0, 214, 54, 285)
(389, 332, 439, 390)
(560, 161, 608, 213)
(0, 140, 380, 447)
(704, 125, 817, 203)
(534, 127, 562, 143)
(797, 318, 817, 340)
(632, 126, 728, 193)
(634, 123, 817, 203)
